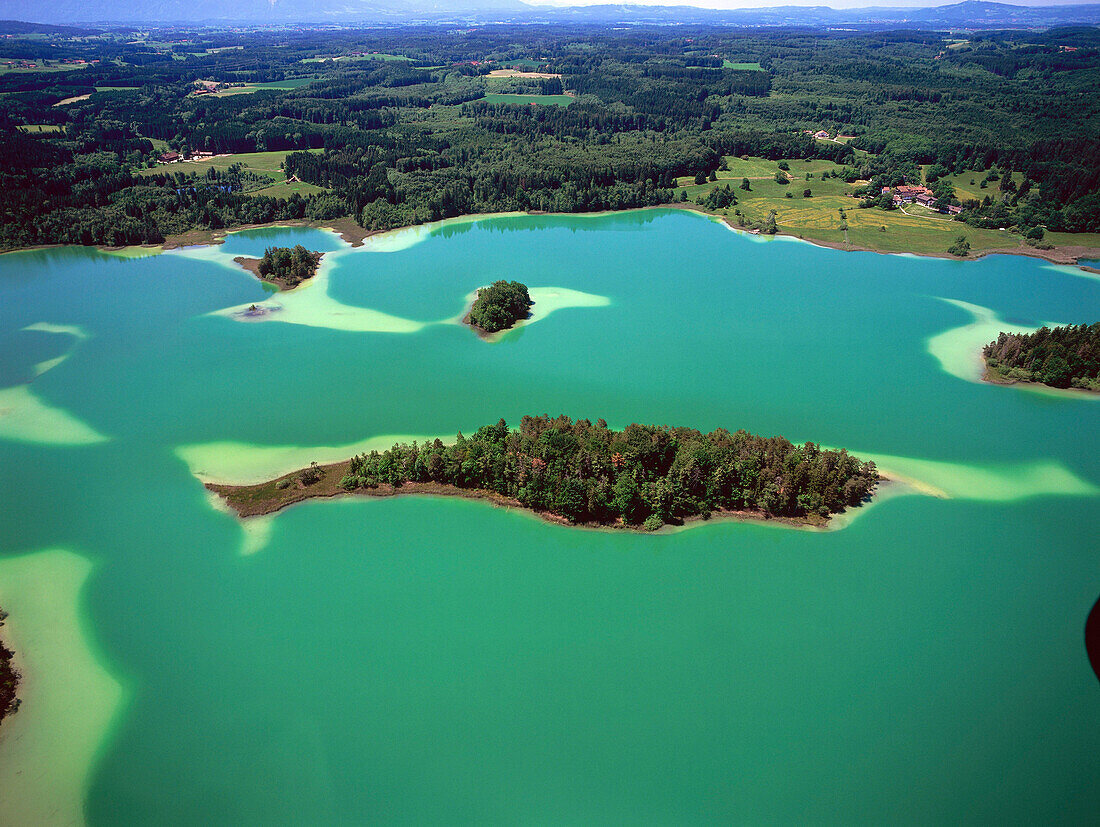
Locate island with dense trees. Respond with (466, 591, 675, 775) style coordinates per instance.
(466, 280, 534, 334)
(983, 323, 1100, 391)
(0, 610, 19, 728)
(208, 415, 881, 530)
(235, 245, 323, 290)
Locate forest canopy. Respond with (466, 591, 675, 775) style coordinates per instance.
(0, 24, 1098, 249)
(338, 415, 880, 528)
(984, 323, 1100, 390)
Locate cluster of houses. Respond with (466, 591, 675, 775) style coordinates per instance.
(156, 149, 217, 164)
(882, 185, 963, 214)
(803, 129, 857, 142)
(191, 80, 221, 96)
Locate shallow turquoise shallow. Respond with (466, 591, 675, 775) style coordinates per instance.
(1, 210, 1098, 823)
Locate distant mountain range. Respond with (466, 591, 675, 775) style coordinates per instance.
(2, 0, 1099, 29)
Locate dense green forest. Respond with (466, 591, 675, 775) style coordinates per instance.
(0, 23, 1098, 249)
(337, 415, 880, 528)
(0, 610, 18, 726)
(256, 244, 322, 287)
(984, 323, 1100, 390)
(468, 280, 533, 332)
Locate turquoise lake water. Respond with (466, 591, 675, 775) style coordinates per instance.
(0, 210, 1098, 823)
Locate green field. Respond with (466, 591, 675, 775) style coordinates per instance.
(204, 78, 317, 96)
(248, 180, 327, 198)
(929, 166, 1025, 204)
(251, 78, 317, 89)
(94, 86, 140, 94)
(205, 86, 264, 97)
(676, 155, 844, 187)
(17, 124, 64, 133)
(723, 60, 764, 71)
(480, 94, 573, 107)
(506, 59, 549, 70)
(136, 149, 326, 197)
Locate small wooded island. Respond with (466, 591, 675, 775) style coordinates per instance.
(984, 323, 1099, 391)
(0, 609, 19, 728)
(209, 415, 880, 530)
(466, 280, 534, 334)
(234, 245, 323, 290)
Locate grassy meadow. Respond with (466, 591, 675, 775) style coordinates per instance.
(135, 149, 327, 197)
(480, 93, 574, 107)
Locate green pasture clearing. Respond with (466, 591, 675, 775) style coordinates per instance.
(146, 137, 170, 151)
(18, 124, 64, 133)
(1046, 231, 1100, 250)
(929, 167, 1024, 203)
(205, 86, 264, 97)
(901, 203, 955, 220)
(723, 60, 764, 71)
(506, 59, 548, 69)
(136, 150, 324, 195)
(675, 156, 847, 188)
(249, 180, 327, 199)
(204, 79, 316, 96)
(251, 78, 317, 89)
(480, 94, 573, 107)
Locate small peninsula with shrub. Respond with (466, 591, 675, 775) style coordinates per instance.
(0, 609, 19, 728)
(208, 415, 880, 530)
(466, 280, 534, 334)
(234, 245, 323, 290)
(984, 323, 1100, 391)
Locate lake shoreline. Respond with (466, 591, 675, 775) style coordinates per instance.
(0, 614, 19, 729)
(205, 457, 876, 533)
(3, 205, 1100, 266)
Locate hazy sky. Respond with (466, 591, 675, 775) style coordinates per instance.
(525, 0, 1095, 7)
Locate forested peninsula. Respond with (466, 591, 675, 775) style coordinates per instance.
(208, 415, 880, 529)
(0, 610, 19, 728)
(984, 323, 1100, 391)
